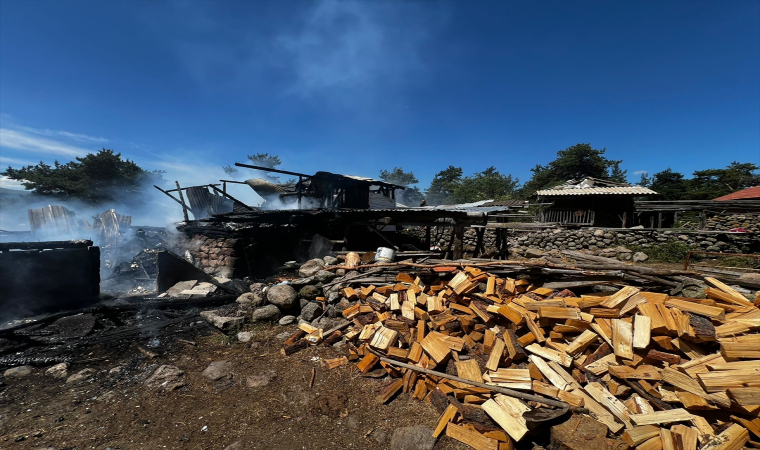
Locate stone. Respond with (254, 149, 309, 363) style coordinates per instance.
(618, 252, 632, 261)
(524, 248, 544, 259)
(200, 310, 245, 331)
(166, 280, 198, 297)
(738, 273, 760, 285)
(279, 315, 297, 325)
(201, 361, 232, 381)
(313, 270, 337, 283)
(290, 277, 315, 288)
(144, 365, 185, 390)
(45, 362, 69, 378)
(311, 316, 338, 330)
(251, 304, 281, 322)
(66, 368, 95, 384)
(323, 255, 339, 265)
(327, 292, 340, 304)
(236, 292, 265, 307)
(632, 252, 649, 262)
(223, 442, 243, 450)
(593, 229, 605, 237)
(300, 302, 323, 321)
(299, 285, 321, 300)
(550, 415, 629, 450)
(299, 259, 325, 278)
(246, 370, 276, 388)
(4, 365, 33, 378)
(389, 426, 436, 450)
(267, 285, 298, 309)
(237, 331, 253, 343)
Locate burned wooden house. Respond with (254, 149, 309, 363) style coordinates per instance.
(536, 178, 657, 227)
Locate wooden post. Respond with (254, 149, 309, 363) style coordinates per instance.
(298, 176, 302, 210)
(453, 226, 464, 260)
(475, 227, 485, 257)
(622, 211, 627, 228)
(175, 181, 190, 222)
(424, 226, 431, 251)
(650, 216, 655, 228)
(657, 212, 663, 229)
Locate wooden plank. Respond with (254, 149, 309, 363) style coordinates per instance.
(525, 343, 572, 367)
(432, 404, 458, 438)
(699, 423, 748, 450)
(612, 319, 634, 360)
(727, 387, 760, 406)
(632, 314, 651, 350)
(482, 394, 530, 442)
(565, 329, 598, 356)
(446, 423, 499, 450)
(630, 409, 695, 426)
(602, 285, 640, 308)
(622, 425, 661, 446)
(570, 388, 624, 433)
(486, 338, 506, 372)
(704, 277, 752, 306)
(584, 382, 633, 428)
(455, 359, 484, 383)
(664, 299, 726, 320)
(529, 355, 569, 391)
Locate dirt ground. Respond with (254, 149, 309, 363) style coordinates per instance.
(0, 322, 478, 450)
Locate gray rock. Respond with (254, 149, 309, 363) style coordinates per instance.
(223, 442, 243, 450)
(327, 292, 340, 304)
(45, 362, 69, 378)
(290, 277, 315, 288)
(299, 285, 321, 300)
(389, 426, 436, 450)
(618, 252, 632, 261)
(237, 331, 253, 343)
(300, 302, 323, 321)
(166, 280, 198, 297)
(632, 252, 649, 263)
(524, 248, 544, 259)
(246, 370, 276, 388)
(144, 365, 185, 390)
(200, 310, 245, 331)
(299, 259, 325, 278)
(66, 368, 95, 384)
(313, 270, 337, 283)
(593, 229, 605, 237)
(279, 315, 297, 325)
(251, 304, 281, 322)
(267, 285, 298, 309)
(738, 273, 760, 285)
(236, 292, 265, 307)
(325, 304, 337, 318)
(4, 365, 33, 378)
(311, 316, 337, 330)
(323, 255, 339, 265)
(299, 297, 310, 309)
(201, 361, 232, 381)
(275, 330, 293, 340)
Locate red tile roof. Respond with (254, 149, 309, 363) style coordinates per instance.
(714, 186, 760, 201)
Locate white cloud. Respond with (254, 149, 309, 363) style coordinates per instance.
(0, 128, 89, 157)
(15, 125, 108, 143)
(633, 170, 648, 175)
(0, 156, 41, 167)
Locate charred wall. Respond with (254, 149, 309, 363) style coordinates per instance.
(0, 243, 100, 321)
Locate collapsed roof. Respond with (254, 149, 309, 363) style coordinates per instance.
(536, 177, 657, 196)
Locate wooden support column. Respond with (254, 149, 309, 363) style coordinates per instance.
(474, 227, 485, 257)
(424, 226, 431, 251)
(657, 212, 663, 229)
(452, 226, 465, 260)
(175, 181, 190, 222)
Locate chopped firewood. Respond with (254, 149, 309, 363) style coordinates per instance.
(630, 409, 695, 426)
(622, 425, 661, 446)
(482, 394, 529, 442)
(446, 422, 499, 450)
(302, 265, 760, 445)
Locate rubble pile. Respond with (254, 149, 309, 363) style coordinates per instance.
(280, 260, 760, 449)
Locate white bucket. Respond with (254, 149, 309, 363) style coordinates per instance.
(375, 247, 396, 263)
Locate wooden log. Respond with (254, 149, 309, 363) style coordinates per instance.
(622, 425, 661, 446)
(612, 319, 634, 360)
(632, 314, 651, 349)
(281, 339, 308, 356)
(481, 394, 530, 442)
(629, 409, 694, 426)
(699, 423, 749, 450)
(446, 423, 499, 450)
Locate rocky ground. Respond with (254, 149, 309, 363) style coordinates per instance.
(0, 323, 473, 450)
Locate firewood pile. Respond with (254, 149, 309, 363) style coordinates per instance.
(282, 261, 760, 450)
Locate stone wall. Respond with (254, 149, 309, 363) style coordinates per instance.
(401, 225, 758, 259)
(704, 213, 760, 233)
(509, 228, 757, 258)
(182, 234, 241, 278)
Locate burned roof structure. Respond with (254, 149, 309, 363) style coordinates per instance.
(536, 177, 657, 227)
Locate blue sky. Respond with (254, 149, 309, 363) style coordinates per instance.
(1, 0, 759, 193)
